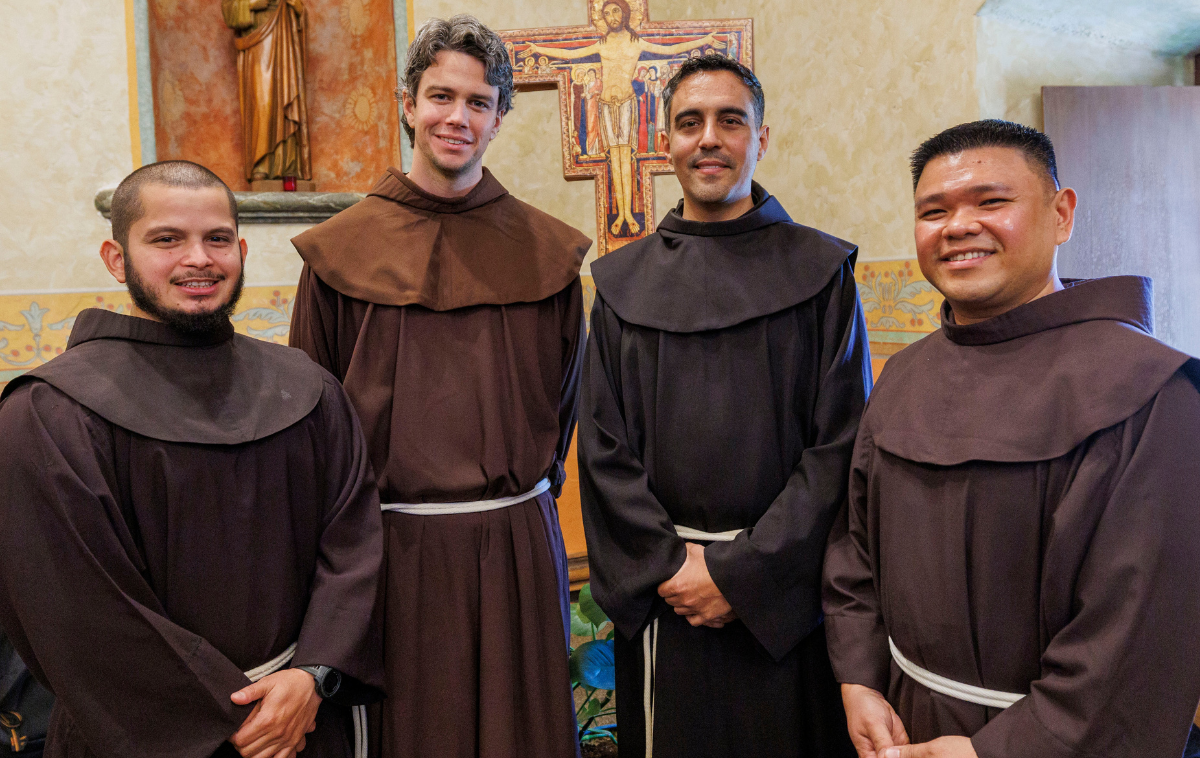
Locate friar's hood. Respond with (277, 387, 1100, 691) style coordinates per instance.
(291, 167, 591, 310)
(1, 308, 327, 445)
(865, 276, 1200, 465)
(591, 183, 857, 333)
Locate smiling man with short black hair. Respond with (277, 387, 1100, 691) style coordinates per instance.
(824, 120, 1200, 758)
(579, 54, 867, 758)
(0, 160, 384, 758)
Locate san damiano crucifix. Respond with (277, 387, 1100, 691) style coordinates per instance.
(500, 0, 752, 256)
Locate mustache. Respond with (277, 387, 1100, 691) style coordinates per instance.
(688, 150, 736, 169)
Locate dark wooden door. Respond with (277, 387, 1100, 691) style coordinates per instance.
(1043, 86, 1200, 356)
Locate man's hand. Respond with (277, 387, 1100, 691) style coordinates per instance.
(230, 669, 321, 758)
(657, 542, 733, 626)
(842, 683, 909, 758)
(884, 737, 976, 758)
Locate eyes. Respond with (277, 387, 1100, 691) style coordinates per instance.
(428, 93, 493, 110)
(919, 197, 1013, 220)
(148, 233, 235, 245)
(674, 115, 748, 130)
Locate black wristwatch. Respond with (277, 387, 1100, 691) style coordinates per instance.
(294, 665, 342, 699)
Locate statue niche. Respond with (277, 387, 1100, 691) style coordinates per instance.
(221, 0, 314, 190)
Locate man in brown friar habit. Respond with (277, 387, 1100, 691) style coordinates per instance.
(824, 120, 1200, 758)
(288, 15, 591, 758)
(579, 55, 868, 758)
(0, 161, 383, 758)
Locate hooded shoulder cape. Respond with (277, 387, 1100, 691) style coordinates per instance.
(291, 167, 591, 310)
(1, 308, 326, 445)
(866, 276, 1198, 465)
(590, 183, 856, 333)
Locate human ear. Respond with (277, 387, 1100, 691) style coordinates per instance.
(757, 124, 769, 160)
(1054, 187, 1078, 246)
(99, 240, 128, 284)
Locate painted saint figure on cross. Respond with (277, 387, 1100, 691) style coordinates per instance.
(501, 0, 752, 255)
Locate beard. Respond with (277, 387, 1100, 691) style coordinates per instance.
(125, 259, 245, 335)
(419, 135, 486, 183)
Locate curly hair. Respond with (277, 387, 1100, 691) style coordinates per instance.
(397, 15, 514, 146)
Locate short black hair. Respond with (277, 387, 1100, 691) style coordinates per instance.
(111, 161, 238, 250)
(910, 119, 1060, 192)
(662, 54, 764, 130)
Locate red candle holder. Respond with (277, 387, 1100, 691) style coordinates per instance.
(283, 176, 297, 192)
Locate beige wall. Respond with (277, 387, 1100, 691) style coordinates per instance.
(419, 0, 985, 266)
(0, 0, 134, 291)
(977, 15, 1191, 129)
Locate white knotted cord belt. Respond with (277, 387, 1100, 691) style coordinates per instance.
(380, 478, 551, 515)
(642, 525, 744, 758)
(888, 637, 1025, 710)
(243, 642, 368, 758)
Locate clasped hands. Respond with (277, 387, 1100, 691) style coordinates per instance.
(229, 669, 322, 758)
(657, 542, 737, 628)
(842, 683, 977, 758)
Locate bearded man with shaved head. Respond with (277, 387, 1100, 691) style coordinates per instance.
(824, 120, 1200, 758)
(0, 161, 383, 758)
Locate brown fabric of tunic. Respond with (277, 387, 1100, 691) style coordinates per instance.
(290, 169, 589, 758)
(823, 277, 1200, 757)
(0, 310, 383, 758)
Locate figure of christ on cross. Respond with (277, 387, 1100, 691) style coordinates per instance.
(521, 0, 724, 237)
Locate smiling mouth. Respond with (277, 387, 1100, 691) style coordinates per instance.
(174, 279, 221, 290)
(945, 251, 994, 263)
(437, 135, 471, 147)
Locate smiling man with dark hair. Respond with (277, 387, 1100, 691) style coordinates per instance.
(824, 120, 1200, 758)
(0, 161, 384, 758)
(579, 54, 866, 758)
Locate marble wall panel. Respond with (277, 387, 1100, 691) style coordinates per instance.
(149, 0, 245, 188)
(149, 0, 402, 191)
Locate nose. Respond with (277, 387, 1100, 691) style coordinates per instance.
(444, 98, 470, 128)
(698, 116, 721, 150)
(943, 207, 983, 239)
(178, 238, 217, 268)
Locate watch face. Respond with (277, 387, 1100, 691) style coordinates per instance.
(320, 668, 342, 698)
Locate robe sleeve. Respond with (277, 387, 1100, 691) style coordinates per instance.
(578, 293, 687, 639)
(549, 279, 587, 497)
(0, 382, 251, 758)
(290, 263, 350, 381)
(821, 427, 890, 691)
(291, 376, 384, 701)
(703, 261, 872, 660)
(971, 371, 1200, 758)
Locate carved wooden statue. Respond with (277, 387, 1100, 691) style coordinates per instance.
(221, 0, 312, 187)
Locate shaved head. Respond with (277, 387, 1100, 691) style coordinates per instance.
(111, 161, 237, 250)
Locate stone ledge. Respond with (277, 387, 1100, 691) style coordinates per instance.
(94, 189, 366, 224)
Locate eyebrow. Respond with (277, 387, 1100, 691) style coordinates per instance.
(425, 85, 496, 106)
(142, 225, 236, 238)
(915, 183, 1014, 206)
(671, 106, 750, 125)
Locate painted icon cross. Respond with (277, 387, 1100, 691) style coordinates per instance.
(500, 0, 753, 256)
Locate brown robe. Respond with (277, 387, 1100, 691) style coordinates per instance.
(0, 309, 383, 758)
(290, 167, 591, 758)
(823, 277, 1200, 757)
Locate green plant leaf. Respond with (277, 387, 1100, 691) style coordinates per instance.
(570, 604, 596, 637)
(578, 583, 609, 627)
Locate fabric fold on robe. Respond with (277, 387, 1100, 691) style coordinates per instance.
(0, 310, 383, 758)
(823, 276, 1200, 758)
